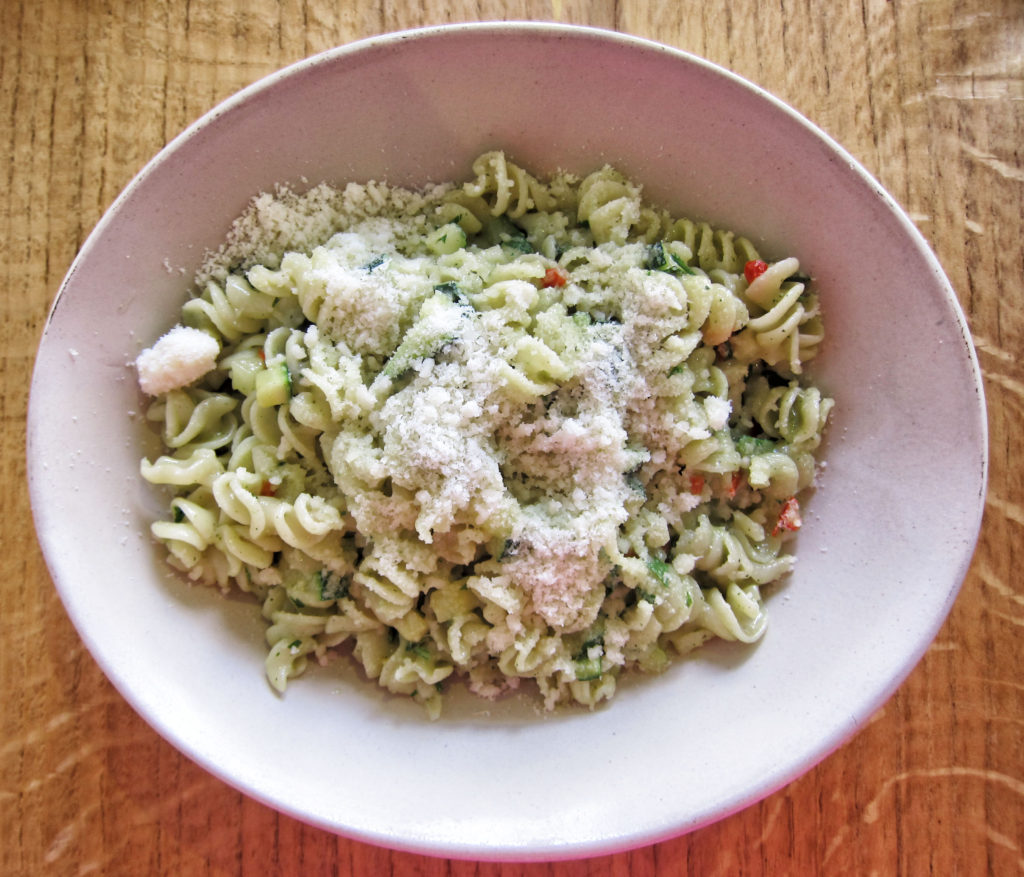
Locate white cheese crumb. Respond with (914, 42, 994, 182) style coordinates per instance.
(135, 325, 219, 395)
(703, 396, 732, 431)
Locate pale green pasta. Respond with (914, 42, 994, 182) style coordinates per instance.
(138, 152, 833, 718)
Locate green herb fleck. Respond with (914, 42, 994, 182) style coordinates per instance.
(407, 641, 432, 661)
(669, 252, 697, 275)
(318, 570, 349, 601)
(645, 241, 696, 275)
(735, 435, 776, 456)
(646, 557, 673, 587)
(433, 281, 466, 304)
(501, 236, 534, 254)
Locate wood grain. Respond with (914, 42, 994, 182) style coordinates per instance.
(3, 1, 1022, 874)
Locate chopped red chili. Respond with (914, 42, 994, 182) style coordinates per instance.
(744, 259, 769, 284)
(773, 497, 802, 535)
(541, 267, 569, 288)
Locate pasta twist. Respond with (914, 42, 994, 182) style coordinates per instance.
(211, 469, 344, 551)
(141, 447, 224, 487)
(351, 549, 431, 629)
(576, 166, 662, 244)
(745, 451, 802, 498)
(182, 274, 278, 343)
(681, 274, 749, 345)
(497, 626, 562, 678)
(353, 629, 452, 718)
(690, 583, 767, 644)
(428, 582, 490, 666)
(148, 388, 238, 451)
(665, 218, 760, 273)
(568, 674, 618, 708)
(215, 521, 283, 575)
(732, 257, 824, 373)
(463, 151, 555, 218)
(744, 375, 834, 447)
(676, 513, 792, 587)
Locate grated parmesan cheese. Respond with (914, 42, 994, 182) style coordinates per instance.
(135, 325, 219, 395)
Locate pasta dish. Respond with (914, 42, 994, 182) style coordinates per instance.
(136, 153, 832, 717)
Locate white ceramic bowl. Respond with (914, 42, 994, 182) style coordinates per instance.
(28, 23, 987, 860)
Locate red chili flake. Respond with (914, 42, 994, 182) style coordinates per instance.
(744, 259, 769, 284)
(773, 497, 802, 535)
(542, 267, 569, 288)
(259, 480, 276, 497)
(729, 471, 743, 498)
(689, 474, 705, 495)
(258, 349, 267, 363)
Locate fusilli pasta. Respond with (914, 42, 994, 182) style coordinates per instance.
(137, 153, 833, 717)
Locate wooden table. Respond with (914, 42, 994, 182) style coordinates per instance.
(3, 1, 1021, 874)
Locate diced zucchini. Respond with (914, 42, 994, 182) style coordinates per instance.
(225, 348, 264, 395)
(255, 363, 291, 407)
(574, 656, 603, 681)
(426, 223, 467, 255)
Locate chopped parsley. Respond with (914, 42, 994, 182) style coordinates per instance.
(646, 241, 696, 275)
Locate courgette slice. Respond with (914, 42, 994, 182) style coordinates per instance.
(255, 363, 291, 406)
(426, 223, 468, 255)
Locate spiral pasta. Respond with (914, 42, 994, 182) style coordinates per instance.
(137, 152, 832, 717)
